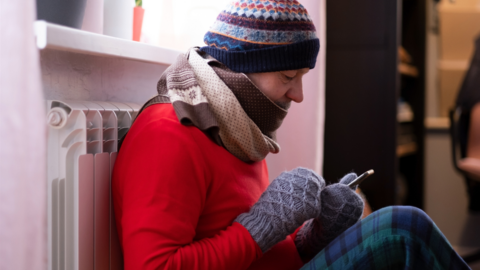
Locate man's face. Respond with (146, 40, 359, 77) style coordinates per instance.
(246, 68, 310, 108)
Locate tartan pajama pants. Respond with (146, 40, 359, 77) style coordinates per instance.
(302, 206, 470, 270)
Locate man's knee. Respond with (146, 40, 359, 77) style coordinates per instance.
(377, 205, 435, 231)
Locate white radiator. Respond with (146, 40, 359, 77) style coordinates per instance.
(47, 100, 141, 270)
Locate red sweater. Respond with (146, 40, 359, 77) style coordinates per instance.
(112, 104, 304, 270)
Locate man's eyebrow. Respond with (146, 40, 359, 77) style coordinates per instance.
(279, 70, 297, 76)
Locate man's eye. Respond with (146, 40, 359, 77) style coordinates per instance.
(284, 75, 294, 80)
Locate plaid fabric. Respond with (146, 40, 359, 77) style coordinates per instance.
(302, 206, 470, 270)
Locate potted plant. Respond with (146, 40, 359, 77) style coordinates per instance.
(133, 0, 145, 41)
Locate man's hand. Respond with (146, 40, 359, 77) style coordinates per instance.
(295, 173, 364, 259)
(235, 168, 326, 253)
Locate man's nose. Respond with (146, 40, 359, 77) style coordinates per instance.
(286, 81, 304, 103)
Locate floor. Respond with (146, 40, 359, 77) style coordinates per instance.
(424, 129, 480, 269)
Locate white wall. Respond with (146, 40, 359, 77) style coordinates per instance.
(142, 0, 231, 50)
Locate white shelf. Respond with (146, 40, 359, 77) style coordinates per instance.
(425, 117, 450, 129)
(34, 20, 181, 66)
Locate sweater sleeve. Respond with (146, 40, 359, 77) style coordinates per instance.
(113, 116, 263, 270)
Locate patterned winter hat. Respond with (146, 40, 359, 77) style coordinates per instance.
(200, 0, 320, 73)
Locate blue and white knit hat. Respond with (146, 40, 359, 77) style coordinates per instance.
(200, 0, 320, 73)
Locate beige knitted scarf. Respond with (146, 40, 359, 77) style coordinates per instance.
(137, 48, 288, 163)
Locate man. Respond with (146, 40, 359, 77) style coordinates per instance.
(112, 0, 470, 269)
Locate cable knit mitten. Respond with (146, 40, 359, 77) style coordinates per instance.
(295, 173, 364, 259)
(235, 168, 326, 253)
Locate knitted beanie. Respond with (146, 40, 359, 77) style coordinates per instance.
(200, 0, 320, 73)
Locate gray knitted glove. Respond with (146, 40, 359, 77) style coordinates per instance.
(295, 173, 364, 259)
(235, 168, 326, 253)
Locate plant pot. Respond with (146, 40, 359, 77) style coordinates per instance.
(103, 0, 133, 39)
(81, 0, 104, 34)
(36, 0, 87, 29)
(133, 6, 145, 42)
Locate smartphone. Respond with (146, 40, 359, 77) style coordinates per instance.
(348, 169, 374, 188)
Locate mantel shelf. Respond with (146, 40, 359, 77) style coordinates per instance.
(34, 20, 181, 66)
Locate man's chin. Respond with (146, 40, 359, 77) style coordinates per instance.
(275, 101, 291, 110)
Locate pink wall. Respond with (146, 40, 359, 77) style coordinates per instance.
(0, 0, 47, 268)
(266, 0, 326, 180)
